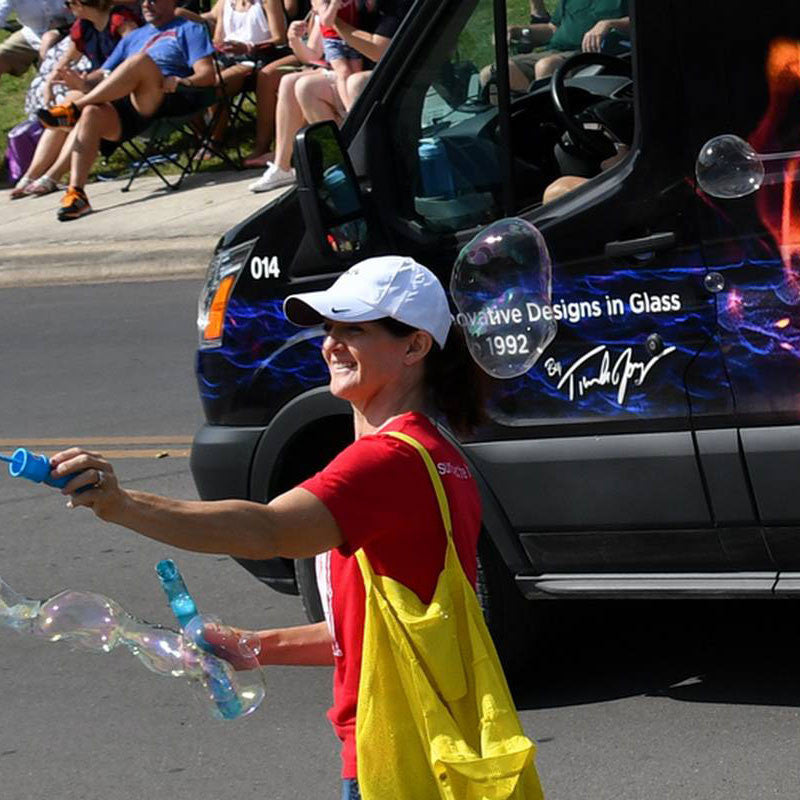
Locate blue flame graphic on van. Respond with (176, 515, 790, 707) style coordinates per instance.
(198, 298, 328, 401)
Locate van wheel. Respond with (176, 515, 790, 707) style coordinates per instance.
(476, 533, 540, 681)
(294, 557, 325, 623)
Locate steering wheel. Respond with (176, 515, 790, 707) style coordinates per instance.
(550, 51, 632, 160)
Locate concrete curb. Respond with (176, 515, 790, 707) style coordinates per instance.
(0, 238, 216, 287)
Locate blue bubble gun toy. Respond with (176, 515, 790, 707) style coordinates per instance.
(155, 559, 243, 720)
(2, 448, 73, 489)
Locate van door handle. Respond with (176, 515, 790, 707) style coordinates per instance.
(604, 231, 676, 258)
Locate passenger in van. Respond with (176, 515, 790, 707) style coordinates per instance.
(542, 143, 628, 203)
(483, 0, 629, 92)
(50, 256, 543, 800)
(249, 0, 411, 193)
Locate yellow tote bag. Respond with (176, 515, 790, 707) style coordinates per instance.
(354, 432, 545, 800)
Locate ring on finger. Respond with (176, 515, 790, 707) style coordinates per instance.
(95, 469, 105, 488)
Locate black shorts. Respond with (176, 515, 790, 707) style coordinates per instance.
(100, 90, 210, 157)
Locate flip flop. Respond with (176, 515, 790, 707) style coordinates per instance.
(10, 177, 33, 199)
(26, 175, 59, 196)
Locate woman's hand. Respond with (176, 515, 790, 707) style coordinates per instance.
(287, 19, 307, 43)
(54, 67, 88, 92)
(201, 621, 263, 670)
(220, 39, 252, 56)
(50, 447, 126, 521)
(162, 74, 180, 93)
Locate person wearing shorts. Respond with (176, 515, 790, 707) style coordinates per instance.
(35, 0, 214, 220)
(483, 0, 629, 93)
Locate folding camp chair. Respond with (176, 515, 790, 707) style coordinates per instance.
(117, 82, 239, 192)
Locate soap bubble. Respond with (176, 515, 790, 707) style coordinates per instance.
(451, 218, 556, 378)
(695, 135, 765, 198)
(0, 575, 265, 720)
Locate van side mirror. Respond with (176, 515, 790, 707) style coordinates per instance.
(294, 121, 368, 258)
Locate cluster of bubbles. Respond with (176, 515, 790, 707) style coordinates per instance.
(0, 575, 265, 720)
(695, 134, 800, 199)
(451, 218, 556, 378)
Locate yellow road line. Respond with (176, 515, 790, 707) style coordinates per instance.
(100, 449, 191, 459)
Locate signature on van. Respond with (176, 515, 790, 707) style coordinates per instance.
(548, 345, 677, 405)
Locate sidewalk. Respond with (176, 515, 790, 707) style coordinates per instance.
(0, 168, 289, 287)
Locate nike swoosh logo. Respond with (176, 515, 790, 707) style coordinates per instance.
(331, 307, 351, 313)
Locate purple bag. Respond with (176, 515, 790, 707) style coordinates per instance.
(5, 119, 43, 183)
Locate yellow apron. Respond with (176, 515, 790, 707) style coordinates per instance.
(354, 431, 545, 800)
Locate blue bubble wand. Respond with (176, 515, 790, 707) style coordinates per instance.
(155, 559, 244, 720)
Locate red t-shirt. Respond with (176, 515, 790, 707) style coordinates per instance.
(300, 412, 482, 779)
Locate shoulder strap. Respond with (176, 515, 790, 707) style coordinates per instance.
(384, 431, 453, 541)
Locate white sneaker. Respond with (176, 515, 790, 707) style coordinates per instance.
(248, 162, 295, 193)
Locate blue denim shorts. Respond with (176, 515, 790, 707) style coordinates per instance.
(323, 36, 362, 63)
(341, 779, 361, 799)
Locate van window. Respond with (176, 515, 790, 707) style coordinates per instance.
(383, 0, 635, 232)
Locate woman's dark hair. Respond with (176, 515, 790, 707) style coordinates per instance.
(377, 317, 487, 436)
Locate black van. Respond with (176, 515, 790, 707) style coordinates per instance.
(190, 0, 800, 662)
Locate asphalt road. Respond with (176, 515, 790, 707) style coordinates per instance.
(1, 280, 799, 800)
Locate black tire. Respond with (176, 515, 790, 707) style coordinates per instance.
(294, 557, 325, 623)
(476, 532, 541, 682)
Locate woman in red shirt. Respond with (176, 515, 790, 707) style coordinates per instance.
(52, 256, 488, 799)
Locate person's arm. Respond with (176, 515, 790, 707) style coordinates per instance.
(38, 27, 62, 60)
(582, 16, 630, 53)
(175, 53, 215, 88)
(258, 0, 287, 47)
(204, 621, 335, 667)
(507, 21, 555, 47)
(51, 448, 345, 560)
(287, 16, 322, 63)
(316, 0, 390, 63)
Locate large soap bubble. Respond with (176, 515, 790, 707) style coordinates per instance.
(0, 575, 265, 721)
(696, 135, 765, 198)
(451, 218, 556, 378)
(696, 134, 800, 198)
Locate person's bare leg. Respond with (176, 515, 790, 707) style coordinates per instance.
(295, 71, 340, 124)
(272, 70, 309, 171)
(246, 55, 297, 162)
(68, 103, 122, 189)
(534, 52, 567, 80)
(345, 70, 371, 108)
(22, 91, 85, 182)
(44, 126, 81, 182)
(74, 54, 165, 116)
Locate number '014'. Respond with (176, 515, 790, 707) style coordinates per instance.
(250, 256, 280, 279)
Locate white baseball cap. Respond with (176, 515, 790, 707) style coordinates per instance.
(283, 256, 452, 348)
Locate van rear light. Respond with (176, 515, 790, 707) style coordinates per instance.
(198, 239, 256, 348)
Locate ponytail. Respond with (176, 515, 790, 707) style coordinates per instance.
(376, 318, 486, 436)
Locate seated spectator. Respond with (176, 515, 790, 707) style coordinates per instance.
(0, 0, 73, 84)
(241, 2, 319, 168)
(35, 0, 215, 220)
(11, 0, 140, 198)
(482, 0, 629, 92)
(315, 0, 361, 112)
(249, 0, 410, 193)
(242, 8, 322, 170)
